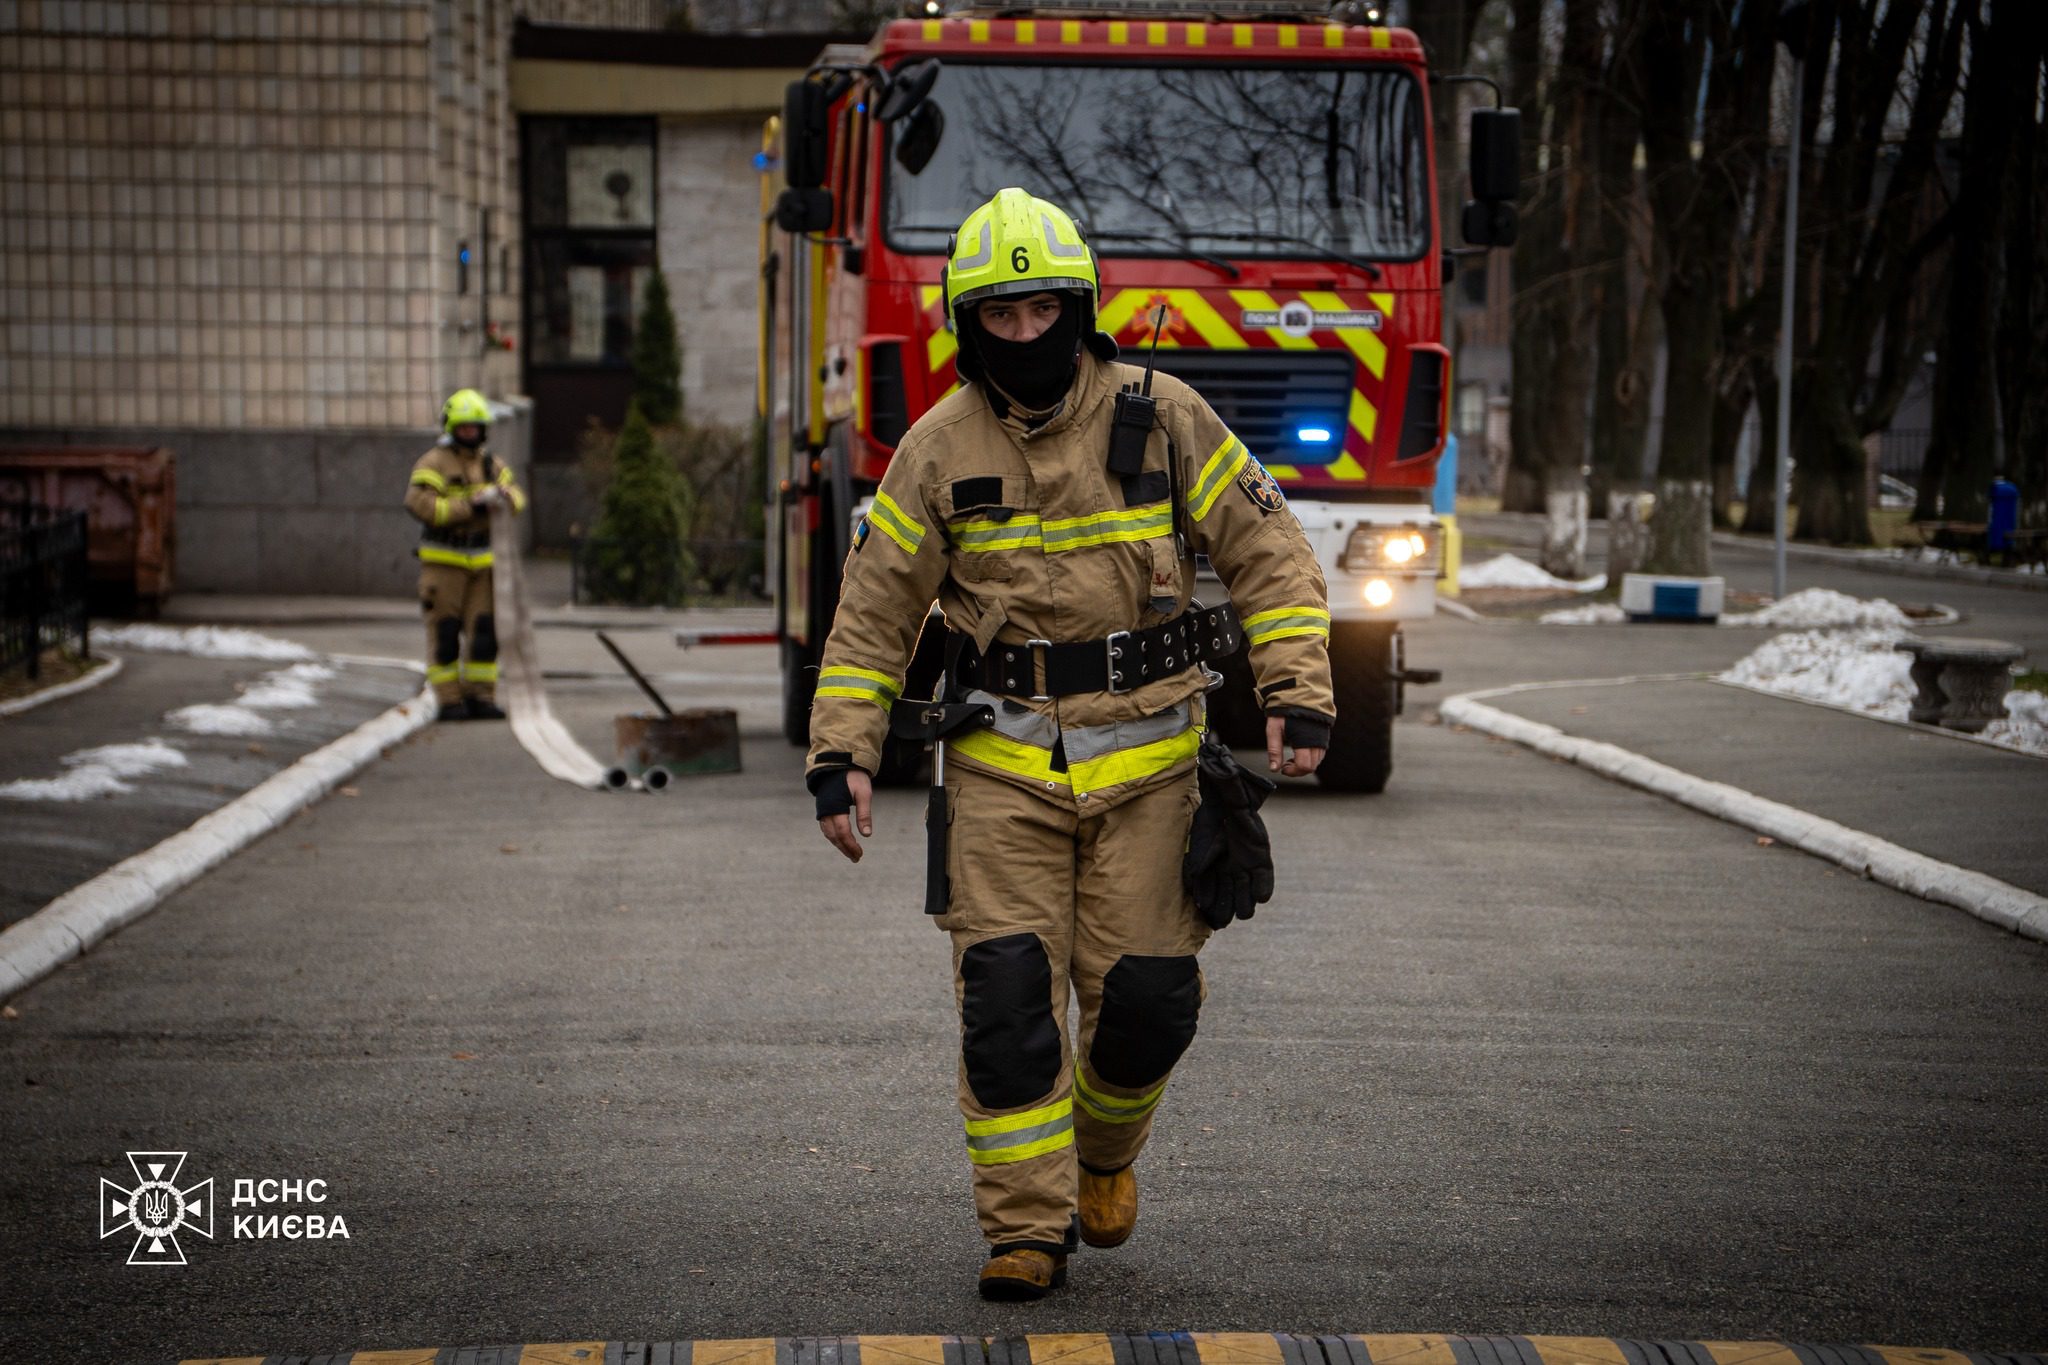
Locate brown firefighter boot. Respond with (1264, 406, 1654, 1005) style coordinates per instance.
(1078, 1162, 1137, 1248)
(977, 1249, 1068, 1301)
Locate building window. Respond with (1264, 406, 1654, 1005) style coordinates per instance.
(1457, 382, 1488, 437)
(523, 117, 658, 369)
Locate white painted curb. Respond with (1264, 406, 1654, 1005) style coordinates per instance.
(0, 686, 438, 1002)
(0, 654, 124, 717)
(1440, 681, 2048, 945)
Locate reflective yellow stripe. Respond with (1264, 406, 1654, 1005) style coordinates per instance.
(426, 663, 459, 684)
(815, 665, 900, 708)
(418, 546, 493, 570)
(964, 1096, 1072, 1137)
(953, 513, 1043, 553)
(967, 1127, 1073, 1165)
(1067, 727, 1200, 792)
(495, 467, 527, 512)
(868, 490, 926, 555)
(1371, 25, 1391, 47)
(1187, 435, 1249, 522)
(1324, 24, 1345, 46)
(1187, 22, 1206, 45)
(1243, 605, 1332, 645)
(1016, 18, 1035, 41)
(1040, 503, 1171, 553)
(1349, 389, 1379, 443)
(951, 728, 1068, 788)
(411, 468, 448, 492)
(1108, 20, 1127, 43)
(964, 1097, 1075, 1165)
(1074, 1066, 1166, 1125)
(1061, 18, 1081, 42)
(432, 496, 454, 526)
(460, 660, 499, 682)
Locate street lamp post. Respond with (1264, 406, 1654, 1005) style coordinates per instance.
(1775, 2, 1810, 603)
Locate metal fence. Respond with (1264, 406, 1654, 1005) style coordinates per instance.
(1, 504, 90, 680)
(572, 537, 768, 607)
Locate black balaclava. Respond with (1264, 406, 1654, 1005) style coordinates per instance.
(449, 425, 486, 451)
(961, 291, 1085, 412)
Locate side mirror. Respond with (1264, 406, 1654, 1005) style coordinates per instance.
(894, 99, 945, 176)
(1461, 199, 1518, 249)
(782, 79, 831, 190)
(775, 186, 834, 234)
(1468, 107, 1521, 203)
(875, 58, 940, 123)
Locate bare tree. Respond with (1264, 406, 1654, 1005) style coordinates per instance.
(1790, 0, 1970, 544)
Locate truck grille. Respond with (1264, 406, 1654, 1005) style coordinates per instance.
(1145, 350, 1355, 468)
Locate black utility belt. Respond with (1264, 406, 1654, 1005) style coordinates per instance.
(952, 603, 1241, 700)
(420, 529, 489, 550)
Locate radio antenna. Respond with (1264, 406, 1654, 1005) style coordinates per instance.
(1141, 303, 1166, 397)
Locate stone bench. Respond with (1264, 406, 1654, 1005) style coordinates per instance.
(1893, 636, 2027, 733)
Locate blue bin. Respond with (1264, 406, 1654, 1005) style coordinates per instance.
(1988, 477, 2019, 553)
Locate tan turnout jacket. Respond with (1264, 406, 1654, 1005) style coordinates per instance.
(807, 349, 1334, 812)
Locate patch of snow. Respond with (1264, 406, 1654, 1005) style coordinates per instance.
(237, 662, 334, 709)
(94, 623, 315, 661)
(1461, 554, 1606, 592)
(164, 660, 336, 736)
(166, 703, 275, 736)
(1721, 628, 2048, 757)
(1540, 601, 1628, 626)
(1721, 587, 1914, 630)
(1720, 628, 1914, 716)
(1986, 690, 2048, 755)
(0, 738, 187, 802)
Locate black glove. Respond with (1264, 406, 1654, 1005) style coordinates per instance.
(1182, 733, 1277, 930)
(807, 765, 859, 821)
(1276, 708, 1333, 751)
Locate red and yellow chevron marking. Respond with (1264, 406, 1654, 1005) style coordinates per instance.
(919, 283, 960, 404)
(1098, 286, 1394, 487)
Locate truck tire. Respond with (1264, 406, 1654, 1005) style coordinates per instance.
(1316, 620, 1396, 793)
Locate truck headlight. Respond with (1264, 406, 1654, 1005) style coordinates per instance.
(1343, 525, 1438, 572)
(1363, 578, 1395, 607)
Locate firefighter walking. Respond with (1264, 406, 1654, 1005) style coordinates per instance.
(405, 389, 526, 722)
(806, 190, 1334, 1299)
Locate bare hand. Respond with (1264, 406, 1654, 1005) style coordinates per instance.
(1265, 715, 1324, 777)
(818, 769, 874, 862)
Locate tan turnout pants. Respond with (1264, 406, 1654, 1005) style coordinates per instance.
(419, 562, 497, 705)
(937, 763, 1208, 1256)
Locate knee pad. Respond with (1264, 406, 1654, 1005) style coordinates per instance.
(1089, 954, 1201, 1089)
(434, 616, 462, 665)
(469, 612, 497, 662)
(959, 932, 1062, 1110)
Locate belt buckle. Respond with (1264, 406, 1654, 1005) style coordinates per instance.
(1026, 638, 1053, 701)
(1105, 630, 1132, 694)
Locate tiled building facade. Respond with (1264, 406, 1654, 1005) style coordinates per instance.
(0, 0, 526, 593)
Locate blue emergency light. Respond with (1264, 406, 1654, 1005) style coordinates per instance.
(1296, 426, 1334, 444)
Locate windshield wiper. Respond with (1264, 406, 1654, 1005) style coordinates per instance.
(1086, 229, 1241, 280)
(1195, 230, 1383, 279)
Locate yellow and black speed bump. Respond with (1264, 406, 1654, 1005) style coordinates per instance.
(172, 1334, 2048, 1365)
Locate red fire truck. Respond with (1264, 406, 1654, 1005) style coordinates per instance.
(757, 5, 1517, 791)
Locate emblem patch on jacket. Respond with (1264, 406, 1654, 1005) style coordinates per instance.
(853, 517, 871, 553)
(1237, 460, 1286, 513)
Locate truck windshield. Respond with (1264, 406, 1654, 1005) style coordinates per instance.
(885, 62, 1430, 262)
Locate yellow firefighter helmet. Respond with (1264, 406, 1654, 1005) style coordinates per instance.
(942, 188, 1099, 329)
(441, 388, 493, 434)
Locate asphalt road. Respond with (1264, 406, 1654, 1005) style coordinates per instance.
(1, 561, 2043, 1360)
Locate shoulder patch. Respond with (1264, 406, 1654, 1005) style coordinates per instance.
(1236, 458, 1286, 513)
(852, 517, 871, 553)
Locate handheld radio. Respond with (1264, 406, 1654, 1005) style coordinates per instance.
(1107, 304, 1168, 477)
